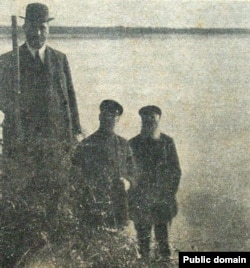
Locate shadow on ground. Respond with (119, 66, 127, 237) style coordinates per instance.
(181, 191, 249, 251)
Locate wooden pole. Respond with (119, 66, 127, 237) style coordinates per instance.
(11, 15, 22, 139)
(11, 16, 20, 93)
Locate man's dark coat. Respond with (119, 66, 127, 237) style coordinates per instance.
(129, 133, 181, 224)
(0, 42, 82, 206)
(72, 130, 137, 228)
(0, 44, 82, 266)
(0, 43, 81, 158)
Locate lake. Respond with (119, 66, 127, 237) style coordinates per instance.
(0, 33, 249, 252)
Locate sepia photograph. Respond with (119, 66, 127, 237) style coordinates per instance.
(0, 0, 249, 267)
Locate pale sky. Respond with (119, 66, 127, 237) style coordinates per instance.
(0, 0, 249, 28)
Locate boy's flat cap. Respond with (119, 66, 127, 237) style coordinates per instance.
(100, 99, 123, 115)
(139, 105, 162, 116)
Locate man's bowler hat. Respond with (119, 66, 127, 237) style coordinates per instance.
(139, 105, 162, 117)
(20, 3, 54, 23)
(100, 100, 123, 116)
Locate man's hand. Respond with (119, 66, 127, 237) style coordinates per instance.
(76, 133, 84, 142)
(120, 177, 131, 191)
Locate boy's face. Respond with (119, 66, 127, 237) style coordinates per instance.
(141, 113, 161, 133)
(99, 112, 120, 131)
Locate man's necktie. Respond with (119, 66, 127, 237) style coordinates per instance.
(35, 50, 43, 66)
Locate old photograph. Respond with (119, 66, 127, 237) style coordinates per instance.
(0, 0, 249, 267)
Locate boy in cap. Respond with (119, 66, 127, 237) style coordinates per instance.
(129, 105, 181, 263)
(0, 3, 81, 266)
(72, 100, 137, 230)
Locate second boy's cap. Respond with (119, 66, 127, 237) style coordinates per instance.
(139, 105, 162, 117)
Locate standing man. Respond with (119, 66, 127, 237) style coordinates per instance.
(0, 3, 81, 266)
(129, 105, 181, 263)
(72, 100, 136, 230)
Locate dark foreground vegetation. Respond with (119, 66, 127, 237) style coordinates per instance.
(0, 168, 176, 268)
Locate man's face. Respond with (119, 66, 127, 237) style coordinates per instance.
(99, 112, 120, 131)
(141, 113, 161, 134)
(24, 21, 49, 49)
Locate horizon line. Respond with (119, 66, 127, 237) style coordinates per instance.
(0, 26, 250, 38)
